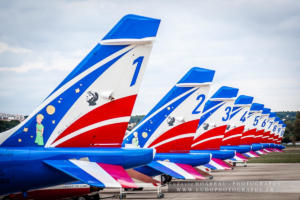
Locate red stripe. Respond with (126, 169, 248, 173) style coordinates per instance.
(149, 120, 199, 148)
(262, 131, 271, 143)
(191, 125, 227, 150)
(221, 126, 244, 146)
(240, 128, 256, 145)
(154, 136, 194, 153)
(53, 95, 136, 144)
(254, 130, 264, 143)
(56, 122, 128, 147)
(268, 133, 275, 143)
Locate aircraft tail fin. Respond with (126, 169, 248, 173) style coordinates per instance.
(0, 14, 160, 148)
(191, 86, 239, 150)
(123, 67, 215, 153)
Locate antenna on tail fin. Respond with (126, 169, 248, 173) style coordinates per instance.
(0, 14, 160, 148)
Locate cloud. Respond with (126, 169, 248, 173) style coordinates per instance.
(0, 42, 31, 54)
(0, 0, 299, 114)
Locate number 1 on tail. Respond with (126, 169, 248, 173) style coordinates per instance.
(130, 56, 144, 86)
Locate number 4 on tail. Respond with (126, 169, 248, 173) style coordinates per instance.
(130, 56, 144, 87)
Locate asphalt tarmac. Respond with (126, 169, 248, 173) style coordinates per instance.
(101, 163, 300, 200)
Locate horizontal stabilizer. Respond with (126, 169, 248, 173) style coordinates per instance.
(147, 161, 202, 180)
(256, 150, 267, 155)
(243, 151, 260, 158)
(44, 160, 137, 188)
(211, 158, 232, 170)
(126, 169, 161, 186)
(204, 159, 231, 170)
(228, 154, 247, 162)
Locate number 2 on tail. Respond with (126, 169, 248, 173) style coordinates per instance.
(130, 56, 144, 87)
(192, 94, 206, 114)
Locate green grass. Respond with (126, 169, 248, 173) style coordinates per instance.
(248, 147, 300, 163)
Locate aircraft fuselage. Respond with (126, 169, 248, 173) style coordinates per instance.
(0, 147, 153, 195)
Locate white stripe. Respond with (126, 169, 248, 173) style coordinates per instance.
(230, 155, 244, 162)
(245, 152, 256, 158)
(208, 160, 224, 170)
(70, 160, 121, 188)
(223, 134, 242, 141)
(150, 133, 194, 149)
(244, 152, 254, 157)
(100, 37, 155, 45)
(201, 102, 226, 116)
(157, 161, 195, 180)
(51, 116, 130, 147)
(196, 165, 211, 172)
(241, 135, 255, 139)
(256, 150, 264, 155)
(191, 135, 224, 147)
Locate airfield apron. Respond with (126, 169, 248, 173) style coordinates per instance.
(35, 123, 44, 146)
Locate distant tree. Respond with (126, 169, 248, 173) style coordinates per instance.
(293, 112, 300, 141)
(0, 120, 20, 133)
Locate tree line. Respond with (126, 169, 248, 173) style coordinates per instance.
(1, 112, 299, 145)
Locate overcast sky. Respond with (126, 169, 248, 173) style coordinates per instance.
(0, 0, 299, 115)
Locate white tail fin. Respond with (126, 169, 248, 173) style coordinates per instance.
(0, 14, 160, 148)
(123, 67, 215, 153)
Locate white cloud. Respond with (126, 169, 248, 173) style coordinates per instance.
(0, 42, 31, 54)
(0, 0, 299, 114)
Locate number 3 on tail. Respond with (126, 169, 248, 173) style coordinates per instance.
(192, 94, 206, 114)
(222, 106, 231, 121)
(130, 56, 144, 87)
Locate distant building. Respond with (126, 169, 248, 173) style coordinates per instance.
(0, 113, 25, 122)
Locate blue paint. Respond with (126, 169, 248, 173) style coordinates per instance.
(0, 147, 153, 195)
(220, 145, 251, 154)
(211, 86, 239, 99)
(191, 150, 235, 160)
(103, 14, 160, 40)
(234, 95, 253, 105)
(130, 56, 144, 86)
(250, 103, 264, 111)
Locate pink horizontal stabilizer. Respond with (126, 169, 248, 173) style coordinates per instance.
(249, 151, 260, 157)
(211, 158, 231, 170)
(236, 153, 248, 161)
(261, 149, 269, 154)
(98, 163, 137, 188)
(263, 148, 271, 153)
(265, 148, 275, 152)
(257, 150, 267, 155)
(176, 163, 205, 180)
(126, 169, 160, 186)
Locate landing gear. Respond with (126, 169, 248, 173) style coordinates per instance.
(77, 196, 87, 200)
(119, 193, 126, 199)
(156, 184, 164, 199)
(161, 174, 172, 185)
(157, 193, 164, 199)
